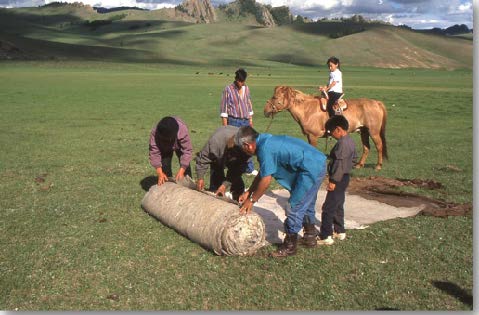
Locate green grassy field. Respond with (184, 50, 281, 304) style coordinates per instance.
(0, 61, 473, 310)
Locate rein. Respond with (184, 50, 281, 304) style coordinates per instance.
(264, 112, 275, 132)
(264, 100, 279, 133)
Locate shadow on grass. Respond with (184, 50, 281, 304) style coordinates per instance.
(140, 176, 157, 191)
(432, 281, 473, 308)
(355, 163, 381, 170)
(252, 205, 284, 244)
(375, 307, 400, 310)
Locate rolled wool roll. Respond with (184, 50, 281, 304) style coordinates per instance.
(141, 182, 266, 256)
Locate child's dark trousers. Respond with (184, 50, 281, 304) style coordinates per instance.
(320, 174, 350, 239)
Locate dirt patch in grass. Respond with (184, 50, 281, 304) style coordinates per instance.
(347, 176, 472, 218)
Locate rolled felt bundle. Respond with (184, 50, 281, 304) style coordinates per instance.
(141, 181, 266, 256)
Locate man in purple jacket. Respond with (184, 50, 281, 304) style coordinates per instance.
(149, 116, 193, 186)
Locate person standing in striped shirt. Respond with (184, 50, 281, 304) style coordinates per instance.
(219, 68, 257, 176)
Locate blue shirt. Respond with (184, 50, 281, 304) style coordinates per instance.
(256, 134, 327, 206)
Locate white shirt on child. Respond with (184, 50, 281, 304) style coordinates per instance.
(329, 69, 343, 93)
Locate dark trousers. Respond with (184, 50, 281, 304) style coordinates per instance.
(161, 153, 192, 178)
(227, 116, 255, 173)
(320, 174, 350, 239)
(209, 165, 245, 201)
(327, 91, 343, 117)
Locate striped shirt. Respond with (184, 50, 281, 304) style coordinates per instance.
(220, 83, 254, 119)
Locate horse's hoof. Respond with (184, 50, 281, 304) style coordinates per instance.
(354, 164, 364, 169)
(375, 165, 382, 171)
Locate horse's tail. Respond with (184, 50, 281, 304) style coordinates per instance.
(379, 101, 388, 160)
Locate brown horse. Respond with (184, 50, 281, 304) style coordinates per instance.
(264, 86, 388, 170)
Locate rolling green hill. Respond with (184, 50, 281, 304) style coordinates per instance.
(0, 3, 472, 69)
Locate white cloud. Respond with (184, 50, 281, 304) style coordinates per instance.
(458, 2, 472, 11)
(142, 2, 176, 9)
(254, 0, 472, 27)
(140, 2, 175, 9)
(383, 14, 394, 24)
(256, 0, 354, 10)
(308, 0, 335, 10)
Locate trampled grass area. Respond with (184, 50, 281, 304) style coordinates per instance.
(0, 61, 473, 310)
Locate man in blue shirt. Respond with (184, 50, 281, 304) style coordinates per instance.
(236, 126, 327, 258)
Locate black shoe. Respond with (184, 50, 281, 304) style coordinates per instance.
(270, 233, 298, 258)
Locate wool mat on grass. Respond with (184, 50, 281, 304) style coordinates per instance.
(254, 189, 424, 244)
(143, 177, 423, 251)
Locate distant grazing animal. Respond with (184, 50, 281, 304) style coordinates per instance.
(264, 86, 388, 170)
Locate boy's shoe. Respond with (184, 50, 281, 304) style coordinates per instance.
(333, 232, 346, 241)
(317, 236, 334, 246)
(246, 169, 258, 176)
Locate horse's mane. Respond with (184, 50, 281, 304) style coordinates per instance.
(288, 86, 310, 97)
(286, 86, 319, 107)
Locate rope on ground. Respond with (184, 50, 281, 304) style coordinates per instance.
(141, 180, 266, 256)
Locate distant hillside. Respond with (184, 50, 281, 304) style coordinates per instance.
(401, 23, 473, 36)
(0, 2, 472, 69)
(94, 6, 147, 14)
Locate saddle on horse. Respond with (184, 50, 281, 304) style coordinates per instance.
(316, 92, 348, 114)
(333, 94, 348, 115)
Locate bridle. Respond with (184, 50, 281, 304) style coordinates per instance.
(264, 98, 284, 132)
(265, 99, 282, 114)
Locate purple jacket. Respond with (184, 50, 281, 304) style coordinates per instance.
(149, 117, 193, 170)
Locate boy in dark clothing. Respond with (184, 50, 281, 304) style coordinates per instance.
(318, 115, 357, 245)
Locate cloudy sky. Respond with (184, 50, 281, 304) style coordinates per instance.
(0, 0, 474, 29)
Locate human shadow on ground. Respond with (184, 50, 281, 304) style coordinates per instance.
(265, 190, 289, 207)
(264, 190, 323, 226)
(432, 281, 473, 308)
(253, 205, 284, 245)
(253, 190, 322, 244)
